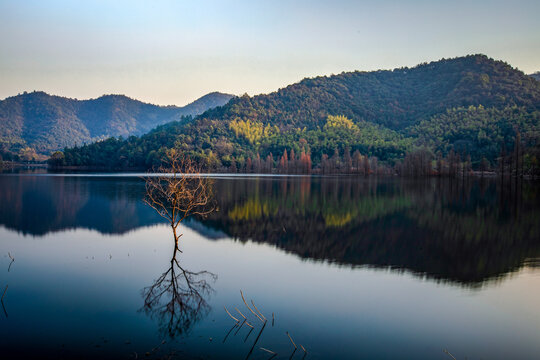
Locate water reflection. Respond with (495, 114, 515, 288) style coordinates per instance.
(140, 159, 217, 338)
(140, 237, 216, 338)
(0, 175, 162, 235)
(196, 177, 539, 287)
(0, 174, 539, 288)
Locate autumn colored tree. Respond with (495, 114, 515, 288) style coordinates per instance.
(254, 153, 262, 173)
(363, 155, 371, 175)
(289, 149, 296, 174)
(299, 148, 312, 174)
(265, 153, 274, 173)
(279, 149, 288, 174)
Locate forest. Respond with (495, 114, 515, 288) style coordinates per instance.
(0, 91, 233, 157)
(49, 55, 540, 177)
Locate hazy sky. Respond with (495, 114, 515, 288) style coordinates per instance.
(1, 0, 539, 106)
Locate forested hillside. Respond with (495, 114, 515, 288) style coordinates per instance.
(0, 91, 233, 158)
(58, 55, 540, 175)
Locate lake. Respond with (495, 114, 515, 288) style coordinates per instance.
(0, 172, 539, 359)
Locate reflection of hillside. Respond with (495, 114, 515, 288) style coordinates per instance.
(227, 193, 412, 227)
(1, 175, 539, 287)
(0, 176, 162, 235)
(201, 177, 540, 287)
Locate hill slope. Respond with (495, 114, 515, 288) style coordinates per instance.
(0, 91, 234, 156)
(61, 55, 540, 171)
(530, 72, 540, 81)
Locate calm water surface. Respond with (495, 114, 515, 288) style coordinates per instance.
(0, 172, 539, 359)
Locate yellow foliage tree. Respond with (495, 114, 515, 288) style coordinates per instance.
(229, 119, 279, 144)
(323, 115, 359, 131)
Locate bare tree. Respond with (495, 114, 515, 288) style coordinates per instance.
(143, 151, 215, 246)
(141, 150, 217, 337)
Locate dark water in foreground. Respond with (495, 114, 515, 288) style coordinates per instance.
(0, 173, 539, 359)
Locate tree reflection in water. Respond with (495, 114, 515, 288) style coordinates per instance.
(200, 177, 540, 287)
(140, 236, 216, 338)
(140, 152, 216, 337)
(1, 173, 538, 288)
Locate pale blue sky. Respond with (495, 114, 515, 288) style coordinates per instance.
(1, 0, 539, 105)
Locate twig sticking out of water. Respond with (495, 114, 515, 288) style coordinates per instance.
(251, 299, 266, 321)
(286, 332, 297, 349)
(1, 285, 7, 302)
(240, 290, 265, 323)
(234, 319, 247, 335)
(224, 306, 240, 322)
(223, 291, 308, 358)
(235, 307, 247, 320)
(260, 347, 276, 355)
(443, 349, 457, 360)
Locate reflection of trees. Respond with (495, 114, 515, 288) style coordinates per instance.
(141, 238, 216, 337)
(0, 175, 163, 235)
(199, 177, 540, 287)
(2, 172, 539, 288)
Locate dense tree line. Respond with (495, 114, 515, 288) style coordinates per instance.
(55, 112, 539, 178)
(409, 105, 540, 165)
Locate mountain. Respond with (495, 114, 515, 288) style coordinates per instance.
(60, 55, 540, 171)
(530, 72, 540, 81)
(0, 91, 234, 157)
(180, 92, 237, 115)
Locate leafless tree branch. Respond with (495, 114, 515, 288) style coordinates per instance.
(140, 151, 217, 337)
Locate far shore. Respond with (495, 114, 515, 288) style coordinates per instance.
(3, 162, 538, 180)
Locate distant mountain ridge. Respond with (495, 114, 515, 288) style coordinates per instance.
(59, 54, 540, 171)
(0, 91, 234, 156)
(530, 72, 540, 81)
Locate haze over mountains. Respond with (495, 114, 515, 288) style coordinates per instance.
(59, 55, 540, 171)
(0, 91, 233, 156)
